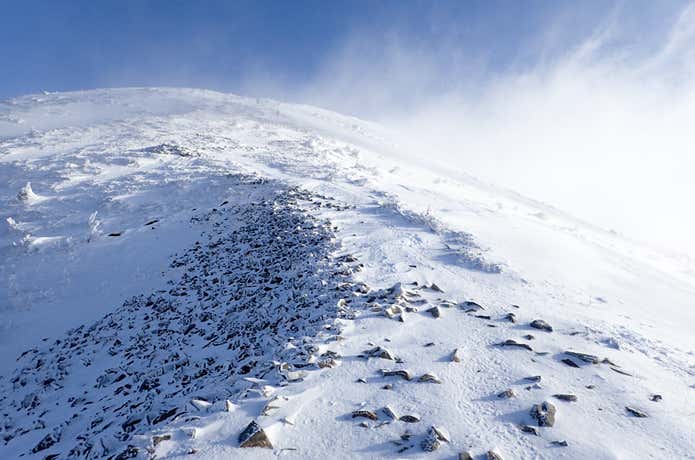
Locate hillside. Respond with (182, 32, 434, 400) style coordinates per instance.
(1, 88, 694, 459)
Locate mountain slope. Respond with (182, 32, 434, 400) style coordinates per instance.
(1, 88, 693, 459)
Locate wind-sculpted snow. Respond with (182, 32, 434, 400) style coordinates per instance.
(0, 176, 363, 459)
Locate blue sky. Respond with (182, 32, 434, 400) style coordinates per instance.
(0, 1, 687, 109)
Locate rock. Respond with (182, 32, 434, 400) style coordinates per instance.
(504, 313, 517, 323)
(530, 319, 553, 332)
(356, 378, 367, 383)
(366, 346, 396, 360)
(553, 394, 577, 402)
(460, 300, 484, 311)
(358, 421, 369, 428)
(428, 283, 444, 292)
(382, 384, 393, 390)
(650, 394, 663, 402)
(565, 351, 600, 364)
(625, 406, 648, 418)
(189, 398, 212, 411)
(432, 426, 450, 442)
(381, 369, 413, 381)
(519, 424, 540, 436)
(610, 366, 633, 376)
(524, 375, 542, 383)
(487, 450, 504, 460)
(418, 372, 442, 384)
(424, 342, 435, 347)
(459, 452, 474, 460)
(382, 406, 399, 420)
(530, 401, 557, 427)
(400, 414, 421, 423)
(352, 410, 378, 420)
(427, 306, 441, 318)
(32, 433, 59, 453)
(420, 426, 441, 452)
(239, 421, 273, 449)
(523, 334, 535, 340)
(152, 434, 171, 446)
(451, 348, 462, 363)
(551, 440, 569, 447)
(498, 339, 532, 351)
(561, 358, 580, 368)
(497, 389, 516, 399)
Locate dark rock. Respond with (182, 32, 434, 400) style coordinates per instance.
(530, 319, 553, 332)
(498, 339, 532, 351)
(504, 313, 517, 323)
(427, 306, 441, 318)
(461, 301, 484, 312)
(497, 389, 516, 399)
(530, 401, 557, 427)
(519, 424, 540, 436)
(565, 351, 600, 364)
(32, 433, 59, 453)
(553, 394, 577, 402)
(459, 453, 474, 460)
(650, 394, 663, 402)
(381, 369, 413, 381)
(625, 406, 648, 418)
(352, 410, 378, 420)
(561, 358, 580, 368)
(418, 372, 442, 384)
(523, 334, 535, 340)
(551, 440, 569, 447)
(238, 420, 273, 448)
(400, 414, 421, 423)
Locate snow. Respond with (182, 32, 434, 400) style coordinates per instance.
(1, 88, 694, 459)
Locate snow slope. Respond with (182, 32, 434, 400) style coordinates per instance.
(1, 88, 694, 459)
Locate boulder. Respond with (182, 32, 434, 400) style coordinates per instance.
(239, 421, 272, 448)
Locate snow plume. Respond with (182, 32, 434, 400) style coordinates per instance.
(272, 3, 695, 259)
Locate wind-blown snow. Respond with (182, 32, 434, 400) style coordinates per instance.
(1, 88, 693, 459)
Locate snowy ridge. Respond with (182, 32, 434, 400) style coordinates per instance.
(1, 88, 694, 459)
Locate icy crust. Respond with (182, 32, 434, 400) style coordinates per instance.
(0, 176, 362, 459)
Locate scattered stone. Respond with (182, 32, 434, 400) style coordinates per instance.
(561, 358, 580, 368)
(399, 414, 421, 423)
(498, 389, 516, 399)
(487, 450, 504, 460)
(498, 339, 532, 351)
(553, 394, 578, 402)
(418, 373, 443, 384)
(530, 319, 553, 332)
(650, 394, 663, 402)
(239, 421, 272, 448)
(365, 346, 396, 360)
(565, 351, 600, 364)
(530, 401, 557, 427)
(421, 425, 448, 452)
(428, 283, 444, 292)
(352, 410, 378, 421)
(551, 440, 569, 447)
(461, 301, 484, 312)
(152, 434, 172, 446)
(427, 306, 441, 318)
(451, 348, 462, 363)
(625, 406, 648, 418)
(382, 406, 399, 420)
(518, 424, 540, 436)
(505, 313, 517, 323)
(32, 432, 59, 453)
(381, 369, 413, 381)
